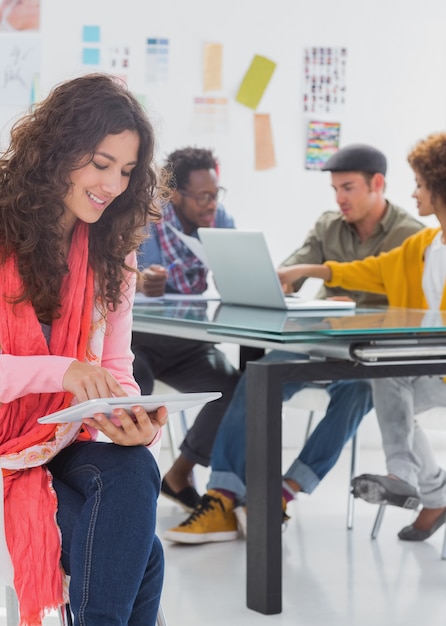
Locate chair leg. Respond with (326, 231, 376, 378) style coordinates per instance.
(304, 410, 315, 443)
(5, 586, 19, 626)
(156, 603, 168, 625)
(58, 603, 73, 626)
(346, 433, 358, 530)
(371, 503, 386, 539)
(165, 417, 179, 465)
(441, 524, 446, 560)
(178, 409, 197, 489)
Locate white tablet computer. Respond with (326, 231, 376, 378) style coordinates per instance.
(37, 392, 222, 424)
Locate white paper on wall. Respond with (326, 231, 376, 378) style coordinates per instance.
(0, 34, 41, 106)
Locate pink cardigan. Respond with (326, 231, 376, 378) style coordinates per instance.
(0, 255, 161, 447)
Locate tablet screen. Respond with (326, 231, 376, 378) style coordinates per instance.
(37, 392, 222, 424)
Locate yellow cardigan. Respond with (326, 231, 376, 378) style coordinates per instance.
(325, 227, 446, 310)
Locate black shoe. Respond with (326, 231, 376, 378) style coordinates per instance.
(160, 478, 201, 512)
(398, 510, 446, 541)
(351, 474, 420, 509)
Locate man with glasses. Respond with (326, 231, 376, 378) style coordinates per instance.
(132, 147, 240, 513)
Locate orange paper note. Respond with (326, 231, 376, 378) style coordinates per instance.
(254, 113, 276, 170)
(203, 43, 223, 92)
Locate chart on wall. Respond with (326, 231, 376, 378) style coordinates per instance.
(302, 47, 347, 115)
(305, 120, 340, 170)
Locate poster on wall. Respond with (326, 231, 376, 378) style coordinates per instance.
(191, 96, 229, 135)
(302, 47, 347, 115)
(81, 24, 101, 67)
(145, 37, 169, 84)
(0, 0, 40, 32)
(0, 34, 40, 105)
(305, 120, 340, 170)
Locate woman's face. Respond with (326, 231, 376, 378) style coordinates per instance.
(62, 130, 140, 238)
(412, 171, 435, 217)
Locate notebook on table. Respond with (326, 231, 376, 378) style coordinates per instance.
(197, 228, 356, 312)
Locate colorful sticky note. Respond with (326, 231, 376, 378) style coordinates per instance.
(82, 25, 100, 43)
(254, 113, 276, 170)
(203, 43, 223, 92)
(82, 47, 100, 65)
(236, 55, 276, 110)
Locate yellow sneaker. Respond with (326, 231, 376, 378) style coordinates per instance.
(234, 497, 291, 539)
(163, 489, 239, 544)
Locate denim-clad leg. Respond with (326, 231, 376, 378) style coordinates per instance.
(48, 441, 163, 626)
(372, 376, 446, 507)
(284, 379, 373, 492)
(209, 350, 372, 501)
(132, 332, 240, 466)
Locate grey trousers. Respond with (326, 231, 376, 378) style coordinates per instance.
(372, 376, 446, 508)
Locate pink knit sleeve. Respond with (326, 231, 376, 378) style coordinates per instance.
(0, 354, 76, 403)
(101, 252, 162, 449)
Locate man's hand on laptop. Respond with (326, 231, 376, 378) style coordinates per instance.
(138, 265, 168, 297)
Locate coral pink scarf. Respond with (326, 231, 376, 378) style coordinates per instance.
(0, 222, 94, 625)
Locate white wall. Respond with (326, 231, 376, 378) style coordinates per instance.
(1, 0, 445, 261)
(2, 0, 446, 451)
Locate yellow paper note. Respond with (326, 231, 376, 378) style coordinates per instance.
(203, 43, 223, 92)
(254, 113, 276, 170)
(236, 55, 276, 110)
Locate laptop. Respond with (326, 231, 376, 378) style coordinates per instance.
(197, 229, 356, 311)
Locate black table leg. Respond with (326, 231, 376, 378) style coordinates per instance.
(246, 361, 283, 614)
(244, 357, 446, 615)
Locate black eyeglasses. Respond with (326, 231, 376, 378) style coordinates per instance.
(178, 186, 226, 207)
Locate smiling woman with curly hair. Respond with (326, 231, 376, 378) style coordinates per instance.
(0, 73, 168, 626)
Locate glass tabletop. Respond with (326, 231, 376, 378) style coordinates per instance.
(132, 299, 446, 343)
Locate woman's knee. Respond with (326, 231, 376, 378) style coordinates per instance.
(115, 444, 160, 481)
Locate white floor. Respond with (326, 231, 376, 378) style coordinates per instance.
(3, 444, 446, 626)
(157, 444, 446, 626)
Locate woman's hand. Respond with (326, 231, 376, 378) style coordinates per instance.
(277, 263, 332, 293)
(62, 361, 128, 403)
(82, 405, 168, 447)
(277, 266, 300, 294)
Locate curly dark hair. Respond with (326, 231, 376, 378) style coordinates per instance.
(0, 73, 162, 323)
(408, 132, 446, 208)
(164, 147, 218, 190)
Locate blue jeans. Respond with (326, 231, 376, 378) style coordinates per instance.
(208, 350, 373, 502)
(48, 441, 163, 626)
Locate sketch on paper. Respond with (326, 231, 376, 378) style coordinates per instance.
(303, 47, 347, 115)
(0, 35, 40, 105)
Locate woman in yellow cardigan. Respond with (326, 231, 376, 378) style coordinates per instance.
(278, 132, 446, 542)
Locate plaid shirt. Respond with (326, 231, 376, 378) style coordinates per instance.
(138, 201, 235, 294)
